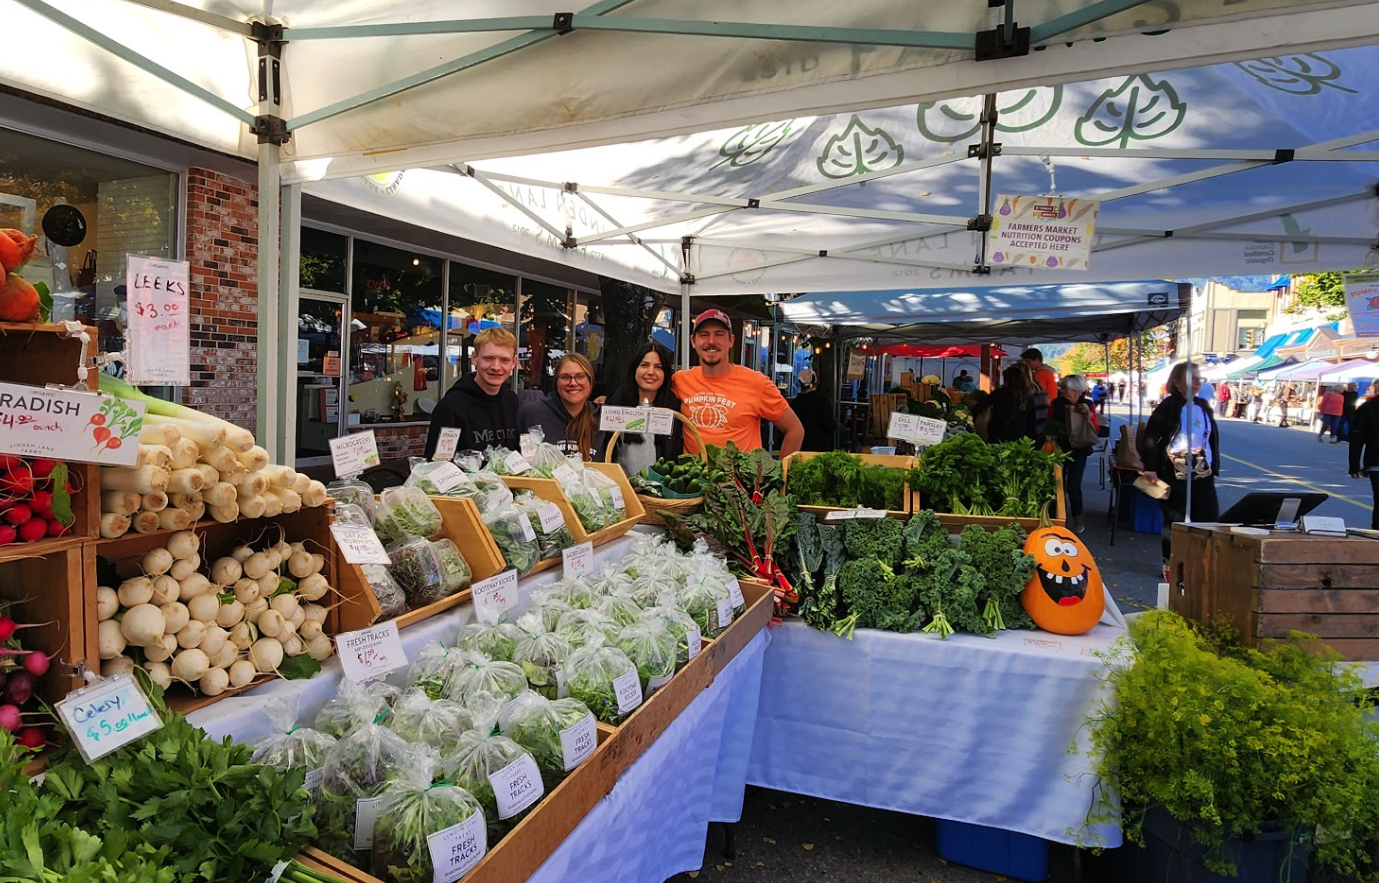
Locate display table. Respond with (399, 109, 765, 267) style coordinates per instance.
(746, 620, 1125, 847)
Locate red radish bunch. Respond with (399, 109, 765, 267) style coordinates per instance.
(0, 456, 77, 546)
(0, 605, 50, 749)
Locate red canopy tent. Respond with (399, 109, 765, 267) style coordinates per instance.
(876, 344, 1007, 359)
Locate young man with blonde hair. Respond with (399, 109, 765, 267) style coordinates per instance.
(424, 327, 520, 458)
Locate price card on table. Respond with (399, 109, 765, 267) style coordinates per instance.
(125, 255, 191, 386)
(473, 569, 519, 624)
(598, 405, 674, 435)
(328, 430, 380, 478)
(427, 814, 487, 882)
(824, 508, 888, 521)
(335, 621, 408, 681)
(562, 541, 593, 577)
(433, 427, 462, 461)
(329, 524, 390, 565)
(612, 668, 644, 715)
(536, 502, 564, 534)
(57, 673, 163, 763)
(559, 713, 597, 771)
(887, 412, 946, 447)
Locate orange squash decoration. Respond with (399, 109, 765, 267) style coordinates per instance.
(1020, 504, 1104, 634)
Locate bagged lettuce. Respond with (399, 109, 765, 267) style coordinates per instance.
(371, 745, 488, 883)
(407, 645, 484, 701)
(315, 679, 398, 739)
(616, 619, 678, 696)
(517, 594, 574, 633)
(562, 638, 643, 725)
(441, 694, 545, 843)
(404, 459, 473, 496)
(595, 592, 643, 629)
(387, 688, 474, 755)
(478, 489, 540, 575)
(317, 696, 412, 867)
(511, 626, 573, 700)
(484, 445, 533, 476)
(443, 652, 529, 706)
(513, 490, 574, 561)
(251, 695, 337, 797)
(638, 605, 702, 669)
(374, 487, 443, 543)
(431, 538, 472, 596)
(554, 608, 622, 650)
(500, 692, 597, 792)
(457, 621, 523, 661)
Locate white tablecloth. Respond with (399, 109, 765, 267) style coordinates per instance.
(747, 620, 1125, 847)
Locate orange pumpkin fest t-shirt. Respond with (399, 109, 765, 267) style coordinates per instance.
(673, 365, 790, 453)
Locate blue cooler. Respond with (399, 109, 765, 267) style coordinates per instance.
(934, 819, 1049, 882)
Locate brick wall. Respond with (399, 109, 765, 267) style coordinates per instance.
(369, 425, 429, 460)
(184, 168, 259, 436)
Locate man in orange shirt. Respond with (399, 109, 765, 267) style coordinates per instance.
(1022, 348, 1060, 405)
(673, 309, 804, 455)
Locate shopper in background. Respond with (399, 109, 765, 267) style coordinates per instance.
(976, 362, 1039, 443)
(603, 341, 683, 476)
(424, 326, 520, 458)
(1217, 382, 1233, 418)
(1021, 348, 1060, 406)
(953, 370, 977, 393)
(1349, 390, 1379, 530)
(790, 368, 837, 452)
(1341, 382, 1360, 441)
(1317, 385, 1345, 443)
(1050, 374, 1099, 533)
(1141, 361, 1221, 565)
(674, 309, 804, 455)
(518, 353, 601, 461)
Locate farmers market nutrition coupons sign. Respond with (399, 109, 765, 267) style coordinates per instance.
(0, 382, 145, 466)
(989, 195, 1098, 271)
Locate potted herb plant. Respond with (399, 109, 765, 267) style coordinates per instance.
(1083, 610, 1379, 882)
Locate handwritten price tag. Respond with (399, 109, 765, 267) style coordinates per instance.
(57, 674, 163, 764)
(335, 621, 408, 681)
(329, 430, 380, 478)
(473, 570, 519, 624)
(433, 427, 462, 461)
(125, 254, 191, 386)
(887, 412, 946, 446)
(329, 524, 391, 565)
(562, 541, 593, 577)
(0, 382, 145, 467)
(598, 405, 674, 436)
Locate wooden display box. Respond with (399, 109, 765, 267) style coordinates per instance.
(783, 451, 915, 519)
(335, 496, 505, 633)
(914, 465, 1066, 532)
(502, 462, 645, 547)
(0, 544, 90, 703)
(90, 507, 340, 713)
(298, 579, 774, 883)
(1169, 523, 1379, 659)
(0, 323, 100, 555)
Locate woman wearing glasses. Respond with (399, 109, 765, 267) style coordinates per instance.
(518, 353, 601, 460)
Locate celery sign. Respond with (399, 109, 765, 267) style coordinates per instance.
(1074, 74, 1186, 149)
(816, 115, 904, 179)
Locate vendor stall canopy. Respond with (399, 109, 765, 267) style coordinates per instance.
(3, 1, 1378, 300)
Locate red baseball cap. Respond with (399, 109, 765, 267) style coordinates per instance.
(692, 309, 732, 333)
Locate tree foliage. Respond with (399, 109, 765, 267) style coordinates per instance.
(1287, 271, 1351, 316)
(598, 277, 663, 394)
(1054, 330, 1172, 376)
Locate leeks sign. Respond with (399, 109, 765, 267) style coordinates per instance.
(126, 255, 191, 386)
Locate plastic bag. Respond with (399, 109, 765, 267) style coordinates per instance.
(638, 605, 702, 670)
(484, 444, 533, 476)
(443, 652, 529, 706)
(512, 490, 574, 561)
(511, 626, 573, 700)
(406, 644, 479, 700)
(539, 574, 598, 611)
(561, 639, 643, 725)
(582, 467, 627, 524)
(387, 688, 474, 755)
(554, 608, 622, 650)
(386, 536, 448, 607)
(404, 459, 474, 496)
(591, 562, 637, 598)
(616, 620, 678, 696)
(250, 695, 337, 796)
(679, 556, 735, 639)
(317, 699, 412, 865)
(478, 490, 540, 575)
(500, 692, 597, 791)
(315, 679, 398, 739)
(371, 745, 488, 883)
(430, 538, 472, 596)
(334, 502, 374, 530)
(526, 442, 576, 479)
(628, 561, 679, 609)
(686, 539, 746, 618)
(361, 564, 408, 619)
(374, 487, 443, 543)
(595, 592, 643, 629)
(457, 621, 523, 661)
(441, 694, 546, 843)
(516, 594, 573, 634)
(328, 479, 376, 522)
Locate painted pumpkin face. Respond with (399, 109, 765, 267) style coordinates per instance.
(1020, 527, 1104, 635)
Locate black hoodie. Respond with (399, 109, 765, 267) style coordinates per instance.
(517, 392, 601, 460)
(423, 375, 519, 458)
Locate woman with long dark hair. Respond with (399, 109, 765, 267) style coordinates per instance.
(1141, 360, 1220, 565)
(602, 341, 683, 475)
(976, 362, 1040, 443)
(518, 353, 600, 460)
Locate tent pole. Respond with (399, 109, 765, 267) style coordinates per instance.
(277, 182, 301, 466)
(1184, 289, 1195, 530)
(257, 143, 282, 461)
(680, 238, 694, 370)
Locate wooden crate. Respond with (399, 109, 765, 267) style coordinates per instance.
(1169, 523, 1379, 659)
(336, 495, 504, 633)
(0, 322, 100, 552)
(783, 451, 915, 519)
(297, 575, 774, 883)
(502, 462, 644, 547)
(90, 507, 340, 713)
(0, 543, 90, 703)
(915, 465, 1066, 532)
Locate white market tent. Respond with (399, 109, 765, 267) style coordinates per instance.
(5, 0, 1379, 458)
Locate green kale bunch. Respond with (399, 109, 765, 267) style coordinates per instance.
(842, 517, 904, 568)
(958, 523, 1036, 631)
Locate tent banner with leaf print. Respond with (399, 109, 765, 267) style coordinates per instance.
(989, 196, 1099, 271)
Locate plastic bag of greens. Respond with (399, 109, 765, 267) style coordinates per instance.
(478, 489, 540, 575)
(403, 459, 473, 496)
(441, 694, 545, 843)
(562, 471, 614, 532)
(680, 550, 737, 638)
(430, 538, 472, 596)
(334, 502, 374, 530)
(500, 692, 596, 791)
(628, 561, 679, 609)
(582, 467, 627, 524)
(251, 695, 337, 797)
(554, 608, 622, 650)
(562, 638, 643, 725)
(687, 539, 746, 618)
(616, 620, 678, 696)
(513, 490, 574, 561)
(361, 564, 408, 619)
(371, 744, 488, 883)
(511, 626, 573, 700)
(387, 688, 474, 755)
(539, 574, 598, 611)
(595, 592, 643, 629)
(374, 487, 443, 543)
(457, 621, 523, 661)
(455, 450, 485, 473)
(317, 696, 412, 866)
(315, 679, 398, 739)
(386, 536, 448, 607)
(592, 562, 637, 598)
(639, 605, 702, 670)
(443, 652, 529, 706)
(526, 442, 578, 480)
(484, 444, 533, 476)
(516, 594, 573, 634)
(406, 644, 480, 701)
(328, 479, 376, 522)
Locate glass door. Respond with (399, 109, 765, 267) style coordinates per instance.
(295, 292, 348, 465)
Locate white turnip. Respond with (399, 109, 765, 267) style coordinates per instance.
(144, 634, 174, 663)
(140, 548, 173, 576)
(187, 593, 220, 623)
(298, 620, 322, 641)
(288, 550, 315, 579)
(257, 609, 286, 638)
(96, 586, 118, 621)
(101, 657, 136, 678)
(160, 601, 189, 635)
(229, 621, 256, 650)
(248, 637, 283, 673)
(280, 634, 304, 657)
(229, 543, 254, 563)
(215, 599, 245, 628)
(120, 604, 166, 647)
(297, 573, 329, 601)
(301, 603, 328, 624)
(244, 596, 269, 624)
(241, 552, 272, 580)
(176, 620, 207, 649)
(145, 661, 172, 690)
(178, 572, 212, 601)
(269, 593, 300, 622)
(98, 620, 126, 660)
(305, 633, 333, 661)
(211, 557, 243, 586)
(166, 530, 200, 559)
(200, 625, 229, 659)
(149, 574, 180, 606)
(117, 576, 154, 608)
(229, 659, 257, 687)
(171, 648, 210, 682)
(232, 577, 259, 605)
(169, 554, 200, 582)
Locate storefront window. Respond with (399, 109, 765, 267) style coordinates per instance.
(0, 126, 178, 366)
(448, 262, 516, 384)
(349, 240, 443, 424)
(574, 291, 606, 391)
(300, 226, 347, 292)
(520, 280, 571, 392)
